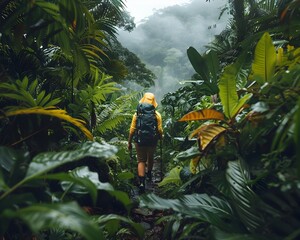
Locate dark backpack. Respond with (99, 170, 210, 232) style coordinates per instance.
(134, 103, 158, 146)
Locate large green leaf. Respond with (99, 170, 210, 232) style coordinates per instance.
(42, 169, 99, 205)
(226, 161, 264, 231)
(140, 193, 238, 231)
(187, 47, 210, 81)
(187, 47, 219, 95)
(204, 50, 219, 83)
(5, 201, 103, 240)
(218, 63, 239, 119)
(0, 141, 117, 200)
(251, 32, 276, 84)
(27, 141, 117, 178)
(158, 166, 182, 187)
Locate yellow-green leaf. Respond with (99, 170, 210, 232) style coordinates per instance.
(158, 166, 182, 187)
(252, 32, 276, 84)
(218, 64, 239, 119)
(230, 93, 253, 119)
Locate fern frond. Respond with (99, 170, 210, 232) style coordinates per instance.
(96, 94, 135, 134)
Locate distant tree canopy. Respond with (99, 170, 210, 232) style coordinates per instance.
(104, 39, 156, 88)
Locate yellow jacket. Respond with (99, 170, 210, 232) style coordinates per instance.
(128, 92, 163, 144)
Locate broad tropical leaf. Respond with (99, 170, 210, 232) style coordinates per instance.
(140, 193, 238, 231)
(26, 141, 116, 178)
(158, 166, 182, 187)
(251, 32, 276, 84)
(50, 166, 132, 209)
(230, 93, 253, 120)
(218, 63, 239, 119)
(204, 50, 220, 83)
(0, 141, 117, 200)
(8, 202, 103, 240)
(1, 107, 93, 140)
(42, 169, 99, 205)
(226, 161, 264, 231)
(190, 124, 227, 150)
(187, 46, 210, 81)
(179, 109, 225, 122)
(187, 47, 219, 95)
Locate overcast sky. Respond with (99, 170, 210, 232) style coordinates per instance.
(119, 0, 229, 101)
(124, 0, 192, 24)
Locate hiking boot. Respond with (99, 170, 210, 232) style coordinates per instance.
(138, 182, 145, 194)
(138, 176, 145, 194)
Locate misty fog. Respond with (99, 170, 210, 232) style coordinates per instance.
(118, 0, 229, 101)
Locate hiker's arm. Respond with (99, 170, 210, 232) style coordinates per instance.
(156, 112, 163, 139)
(128, 114, 137, 149)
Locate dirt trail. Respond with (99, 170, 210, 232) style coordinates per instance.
(130, 157, 166, 240)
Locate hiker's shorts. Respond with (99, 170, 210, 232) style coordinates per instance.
(135, 144, 156, 163)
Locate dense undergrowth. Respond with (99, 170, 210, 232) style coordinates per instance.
(0, 0, 300, 239)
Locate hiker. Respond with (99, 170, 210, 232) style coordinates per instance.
(128, 92, 163, 193)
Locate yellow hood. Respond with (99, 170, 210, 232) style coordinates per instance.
(139, 92, 158, 108)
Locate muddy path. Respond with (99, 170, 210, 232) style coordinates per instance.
(129, 157, 168, 240)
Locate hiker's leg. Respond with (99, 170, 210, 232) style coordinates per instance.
(135, 144, 147, 192)
(138, 162, 145, 177)
(146, 145, 156, 181)
(135, 144, 147, 177)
